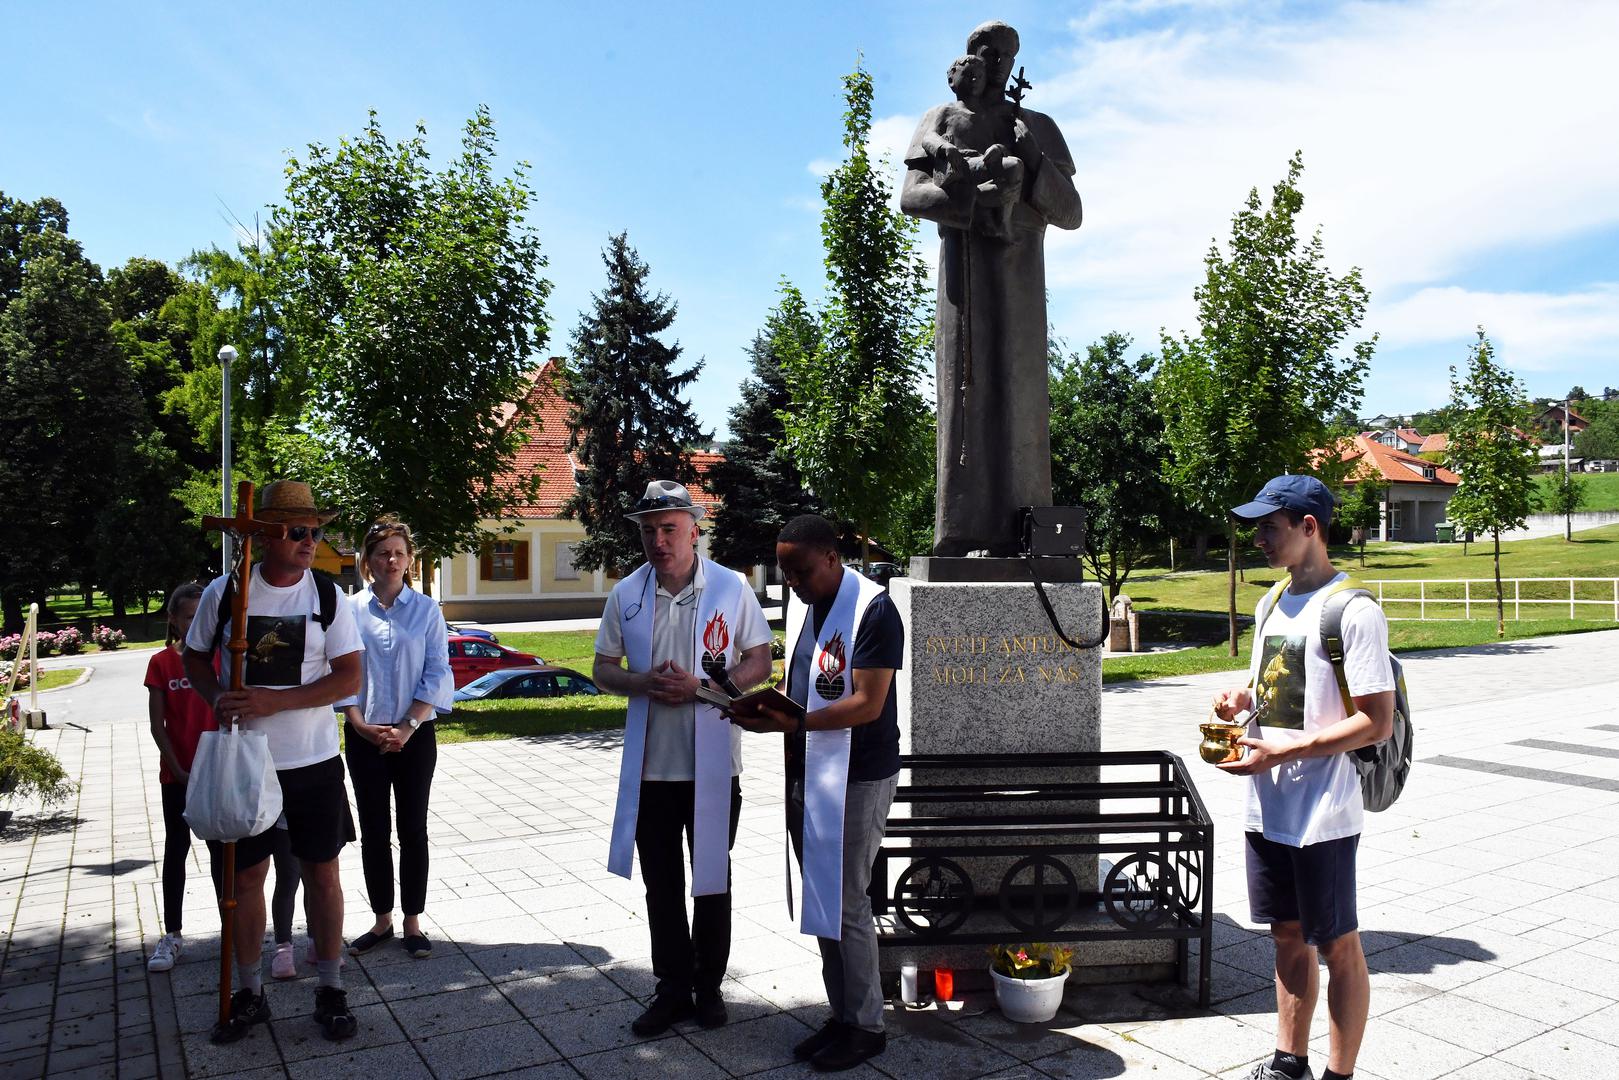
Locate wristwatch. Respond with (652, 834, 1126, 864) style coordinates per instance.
(407, 716, 423, 730)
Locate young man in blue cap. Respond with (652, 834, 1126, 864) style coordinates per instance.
(1212, 474, 1395, 1080)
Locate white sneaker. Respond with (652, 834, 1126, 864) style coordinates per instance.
(271, 941, 297, 980)
(147, 932, 182, 972)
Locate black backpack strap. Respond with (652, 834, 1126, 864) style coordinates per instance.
(212, 574, 237, 653)
(312, 571, 338, 631)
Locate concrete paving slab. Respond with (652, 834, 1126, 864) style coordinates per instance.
(5, 626, 1619, 1077)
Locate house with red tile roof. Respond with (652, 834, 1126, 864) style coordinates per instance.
(1338, 434, 1460, 542)
(433, 360, 751, 622)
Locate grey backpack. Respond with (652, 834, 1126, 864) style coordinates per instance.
(1255, 577, 1414, 812)
(1320, 582, 1413, 812)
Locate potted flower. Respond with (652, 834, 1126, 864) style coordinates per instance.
(989, 943, 1073, 1023)
(0, 724, 76, 829)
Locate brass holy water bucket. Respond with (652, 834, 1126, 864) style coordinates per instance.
(1198, 721, 1247, 765)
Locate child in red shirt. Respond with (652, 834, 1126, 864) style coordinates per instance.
(145, 582, 222, 972)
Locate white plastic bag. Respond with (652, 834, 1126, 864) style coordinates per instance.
(184, 728, 283, 841)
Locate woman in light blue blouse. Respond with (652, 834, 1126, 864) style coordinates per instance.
(342, 519, 453, 959)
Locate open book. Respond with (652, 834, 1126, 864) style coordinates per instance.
(694, 683, 806, 722)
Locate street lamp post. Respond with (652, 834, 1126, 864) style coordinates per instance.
(219, 345, 237, 573)
(1564, 398, 1572, 542)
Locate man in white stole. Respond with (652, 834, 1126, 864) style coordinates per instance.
(593, 481, 772, 1037)
(732, 515, 905, 1074)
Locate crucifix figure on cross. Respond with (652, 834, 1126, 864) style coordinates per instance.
(202, 481, 289, 704)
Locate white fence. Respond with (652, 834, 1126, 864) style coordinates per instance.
(1363, 578, 1619, 621)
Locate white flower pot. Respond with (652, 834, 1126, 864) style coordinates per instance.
(991, 966, 1069, 1023)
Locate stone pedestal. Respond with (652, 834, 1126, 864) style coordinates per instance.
(883, 578, 1173, 981)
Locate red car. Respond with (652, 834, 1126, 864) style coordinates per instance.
(447, 635, 542, 689)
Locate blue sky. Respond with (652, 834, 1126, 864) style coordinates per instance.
(7, 0, 1617, 439)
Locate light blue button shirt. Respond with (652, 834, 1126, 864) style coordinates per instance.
(343, 584, 454, 726)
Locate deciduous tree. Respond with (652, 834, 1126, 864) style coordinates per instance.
(1444, 330, 1537, 636)
(781, 63, 932, 566)
(1156, 154, 1375, 653)
(1049, 332, 1175, 601)
(272, 107, 552, 582)
(0, 209, 143, 628)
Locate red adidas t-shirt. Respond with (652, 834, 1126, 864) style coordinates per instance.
(143, 646, 217, 783)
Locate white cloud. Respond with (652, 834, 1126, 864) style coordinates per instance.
(1015, 1, 1619, 373)
(1373, 284, 1619, 371)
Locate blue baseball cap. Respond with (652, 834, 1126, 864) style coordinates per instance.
(1230, 474, 1335, 528)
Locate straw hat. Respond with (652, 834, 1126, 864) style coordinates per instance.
(256, 480, 338, 524)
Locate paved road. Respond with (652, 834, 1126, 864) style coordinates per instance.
(4, 629, 1616, 1078)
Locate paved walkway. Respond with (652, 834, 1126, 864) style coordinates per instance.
(3, 630, 1617, 1079)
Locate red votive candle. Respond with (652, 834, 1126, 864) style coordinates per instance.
(934, 967, 954, 1001)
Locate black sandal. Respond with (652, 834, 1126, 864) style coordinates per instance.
(347, 926, 394, 955)
(402, 932, 432, 958)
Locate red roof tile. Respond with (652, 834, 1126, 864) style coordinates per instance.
(1419, 432, 1449, 454)
(1340, 434, 1458, 487)
(492, 359, 726, 519)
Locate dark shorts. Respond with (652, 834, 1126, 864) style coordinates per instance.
(1245, 831, 1359, 946)
(237, 756, 355, 869)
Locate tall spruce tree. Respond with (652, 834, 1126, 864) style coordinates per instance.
(708, 293, 824, 568)
(1445, 330, 1537, 637)
(564, 232, 708, 574)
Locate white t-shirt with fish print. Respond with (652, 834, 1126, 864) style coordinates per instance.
(1243, 573, 1392, 847)
(187, 566, 363, 770)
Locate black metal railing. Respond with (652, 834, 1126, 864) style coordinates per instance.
(874, 751, 1214, 1006)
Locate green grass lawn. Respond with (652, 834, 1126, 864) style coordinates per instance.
(438, 694, 627, 745)
(495, 630, 599, 671)
(1101, 617, 1619, 684)
(1537, 470, 1619, 512)
(12, 667, 86, 692)
(1116, 523, 1619, 618)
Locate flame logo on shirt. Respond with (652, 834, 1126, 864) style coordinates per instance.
(703, 612, 729, 656)
(699, 611, 729, 680)
(814, 631, 847, 699)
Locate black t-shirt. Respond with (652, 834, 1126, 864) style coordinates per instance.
(786, 591, 905, 781)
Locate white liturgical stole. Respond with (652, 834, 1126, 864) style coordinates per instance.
(785, 566, 883, 939)
(607, 557, 749, 896)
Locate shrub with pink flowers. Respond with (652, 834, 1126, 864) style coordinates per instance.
(0, 633, 21, 658)
(53, 627, 85, 655)
(32, 631, 56, 657)
(91, 624, 126, 650)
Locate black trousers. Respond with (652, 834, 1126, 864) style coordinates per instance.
(636, 777, 742, 1000)
(345, 722, 437, 916)
(159, 781, 223, 935)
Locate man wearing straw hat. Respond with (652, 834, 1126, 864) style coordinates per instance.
(184, 480, 365, 1044)
(594, 480, 774, 1036)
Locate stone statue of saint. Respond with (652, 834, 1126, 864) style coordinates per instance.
(902, 20, 1083, 557)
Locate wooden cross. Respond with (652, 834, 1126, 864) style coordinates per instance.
(198, 478, 286, 1027)
(201, 480, 288, 698)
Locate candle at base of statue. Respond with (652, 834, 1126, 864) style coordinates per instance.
(934, 967, 954, 1001)
(899, 962, 918, 1004)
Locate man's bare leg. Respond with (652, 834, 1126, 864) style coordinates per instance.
(302, 858, 345, 963)
(1319, 930, 1369, 1075)
(1272, 921, 1320, 1055)
(233, 859, 272, 970)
